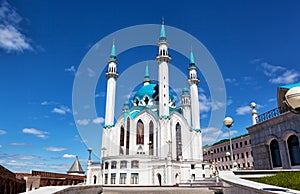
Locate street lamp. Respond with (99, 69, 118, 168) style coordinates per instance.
(224, 117, 234, 170)
(285, 86, 300, 114)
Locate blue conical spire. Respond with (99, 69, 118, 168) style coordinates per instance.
(159, 17, 167, 42)
(110, 40, 116, 61)
(143, 63, 150, 84)
(190, 50, 195, 64)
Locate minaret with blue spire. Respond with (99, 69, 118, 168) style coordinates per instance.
(156, 18, 171, 118)
(104, 41, 119, 128)
(187, 48, 203, 161)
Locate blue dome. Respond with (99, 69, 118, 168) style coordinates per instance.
(132, 83, 175, 106)
(134, 84, 158, 100)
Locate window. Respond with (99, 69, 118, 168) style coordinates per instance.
(104, 174, 108, 184)
(105, 162, 109, 169)
(191, 164, 195, 169)
(120, 161, 127, 169)
(136, 120, 144, 145)
(287, 135, 300, 166)
(241, 153, 244, 159)
(120, 173, 127, 184)
(240, 142, 243, 147)
(246, 152, 249, 158)
(237, 153, 239, 159)
(120, 126, 125, 146)
(131, 173, 139, 184)
(249, 139, 252, 144)
(191, 174, 195, 180)
(236, 143, 238, 149)
(149, 121, 154, 155)
(244, 140, 248, 146)
(131, 160, 139, 168)
(224, 146, 226, 151)
(220, 147, 223, 152)
(111, 173, 116, 184)
(176, 123, 182, 160)
(270, 139, 282, 168)
(93, 175, 97, 184)
(217, 148, 219, 153)
(111, 161, 117, 169)
(126, 118, 130, 155)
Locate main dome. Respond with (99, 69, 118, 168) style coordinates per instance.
(132, 83, 175, 107)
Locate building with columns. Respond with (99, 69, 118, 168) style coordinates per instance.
(247, 82, 300, 170)
(86, 22, 210, 186)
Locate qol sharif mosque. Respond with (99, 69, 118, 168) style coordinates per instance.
(86, 23, 211, 186)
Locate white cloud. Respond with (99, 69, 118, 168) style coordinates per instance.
(95, 92, 105, 98)
(0, 1, 32, 52)
(268, 98, 276, 102)
(9, 142, 25, 146)
(261, 62, 285, 77)
(236, 106, 251, 115)
(0, 129, 7, 135)
(63, 154, 76, 158)
(199, 93, 226, 112)
(0, 145, 2, 148)
(76, 119, 90, 126)
(41, 101, 57, 106)
(202, 127, 223, 144)
(22, 128, 48, 138)
(65, 66, 76, 73)
(225, 78, 237, 84)
(202, 127, 238, 145)
(260, 62, 299, 84)
(93, 117, 104, 124)
(44, 146, 67, 152)
(52, 106, 71, 115)
(269, 70, 300, 85)
(236, 103, 263, 115)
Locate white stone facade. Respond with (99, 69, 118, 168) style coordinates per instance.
(86, 23, 209, 186)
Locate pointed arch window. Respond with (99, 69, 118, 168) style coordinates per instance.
(149, 121, 154, 155)
(176, 123, 182, 161)
(126, 118, 130, 155)
(270, 139, 282, 168)
(120, 126, 125, 146)
(136, 119, 144, 145)
(287, 135, 300, 166)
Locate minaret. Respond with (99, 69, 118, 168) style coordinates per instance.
(156, 20, 171, 118)
(188, 50, 200, 131)
(187, 50, 203, 161)
(143, 63, 150, 86)
(104, 41, 119, 127)
(181, 87, 191, 125)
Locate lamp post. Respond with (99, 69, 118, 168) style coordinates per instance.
(285, 86, 300, 114)
(224, 117, 234, 170)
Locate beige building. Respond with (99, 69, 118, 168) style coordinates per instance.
(247, 83, 300, 170)
(203, 134, 254, 171)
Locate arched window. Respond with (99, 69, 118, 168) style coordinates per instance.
(270, 139, 282, 168)
(136, 119, 144, 145)
(93, 175, 97, 184)
(126, 118, 130, 155)
(149, 121, 154, 155)
(120, 126, 124, 146)
(176, 123, 182, 161)
(287, 135, 300, 166)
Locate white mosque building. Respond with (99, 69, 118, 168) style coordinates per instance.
(86, 23, 210, 186)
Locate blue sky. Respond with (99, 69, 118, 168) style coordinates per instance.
(0, 0, 300, 173)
